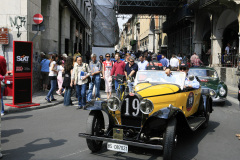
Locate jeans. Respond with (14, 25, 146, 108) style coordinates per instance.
(47, 79, 57, 99)
(115, 80, 123, 97)
(64, 87, 72, 106)
(76, 84, 87, 106)
(87, 74, 101, 102)
(1, 86, 4, 113)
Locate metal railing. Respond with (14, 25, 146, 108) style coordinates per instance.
(218, 52, 239, 68)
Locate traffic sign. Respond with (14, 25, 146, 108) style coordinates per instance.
(33, 14, 43, 24)
(0, 28, 9, 45)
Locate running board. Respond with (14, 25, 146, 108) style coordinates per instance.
(187, 117, 206, 131)
(79, 133, 163, 150)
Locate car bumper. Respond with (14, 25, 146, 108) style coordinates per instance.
(212, 96, 226, 102)
(78, 133, 163, 150)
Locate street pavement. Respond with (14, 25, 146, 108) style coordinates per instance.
(1, 88, 240, 160)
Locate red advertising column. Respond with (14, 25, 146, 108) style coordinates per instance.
(5, 41, 40, 108)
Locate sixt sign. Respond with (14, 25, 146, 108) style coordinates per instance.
(16, 55, 30, 62)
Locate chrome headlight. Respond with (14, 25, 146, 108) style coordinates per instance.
(219, 87, 226, 96)
(140, 99, 154, 114)
(107, 97, 121, 111)
(210, 90, 216, 97)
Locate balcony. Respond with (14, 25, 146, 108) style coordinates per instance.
(163, 5, 194, 31)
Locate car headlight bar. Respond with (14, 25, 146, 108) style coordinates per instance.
(107, 97, 121, 111)
(140, 99, 154, 114)
(219, 87, 226, 96)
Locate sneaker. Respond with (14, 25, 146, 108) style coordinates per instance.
(77, 106, 82, 109)
(51, 98, 57, 101)
(45, 97, 51, 103)
(1, 113, 4, 116)
(96, 97, 100, 101)
(83, 106, 87, 110)
(56, 91, 61, 96)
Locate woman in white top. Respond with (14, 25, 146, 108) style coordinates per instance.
(56, 60, 64, 95)
(46, 54, 58, 102)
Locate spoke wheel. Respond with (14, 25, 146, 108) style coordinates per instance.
(86, 111, 105, 152)
(163, 118, 177, 160)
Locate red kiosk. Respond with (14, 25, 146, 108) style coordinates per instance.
(5, 41, 40, 108)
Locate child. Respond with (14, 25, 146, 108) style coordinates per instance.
(56, 60, 64, 95)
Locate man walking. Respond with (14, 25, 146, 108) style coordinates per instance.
(160, 54, 168, 70)
(87, 54, 102, 101)
(72, 56, 90, 109)
(138, 54, 148, 71)
(110, 53, 126, 96)
(125, 56, 138, 92)
(170, 54, 179, 71)
(0, 55, 7, 158)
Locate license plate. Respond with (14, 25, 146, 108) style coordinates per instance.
(107, 142, 128, 153)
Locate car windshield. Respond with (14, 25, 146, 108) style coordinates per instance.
(188, 69, 218, 79)
(134, 71, 186, 89)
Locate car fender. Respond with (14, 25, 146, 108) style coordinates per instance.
(202, 95, 213, 113)
(85, 101, 117, 132)
(140, 106, 191, 135)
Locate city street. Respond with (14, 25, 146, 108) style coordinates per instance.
(1, 90, 240, 160)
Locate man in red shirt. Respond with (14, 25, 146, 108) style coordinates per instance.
(0, 55, 7, 158)
(110, 53, 126, 96)
(193, 57, 203, 67)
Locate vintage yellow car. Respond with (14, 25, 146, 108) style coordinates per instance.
(79, 71, 213, 160)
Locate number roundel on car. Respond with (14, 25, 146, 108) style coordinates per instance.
(121, 95, 142, 127)
(186, 92, 194, 111)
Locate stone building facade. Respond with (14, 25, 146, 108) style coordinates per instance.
(0, 0, 92, 92)
(163, 0, 240, 87)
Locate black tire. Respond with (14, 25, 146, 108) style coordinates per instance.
(202, 100, 210, 129)
(163, 118, 177, 160)
(86, 111, 105, 152)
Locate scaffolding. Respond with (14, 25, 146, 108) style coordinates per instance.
(92, 0, 119, 47)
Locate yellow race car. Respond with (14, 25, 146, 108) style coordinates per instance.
(79, 71, 213, 160)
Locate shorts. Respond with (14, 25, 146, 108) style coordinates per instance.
(41, 72, 49, 84)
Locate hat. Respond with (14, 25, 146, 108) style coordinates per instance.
(40, 52, 45, 55)
(180, 63, 188, 70)
(62, 53, 68, 58)
(152, 53, 157, 59)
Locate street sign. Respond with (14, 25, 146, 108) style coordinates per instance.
(0, 28, 9, 45)
(33, 14, 43, 24)
(32, 24, 45, 31)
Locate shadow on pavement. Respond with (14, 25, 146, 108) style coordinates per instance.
(2, 129, 24, 138)
(3, 138, 67, 160)
(2, 115, 33, 121)
(173, 121, 220, 160)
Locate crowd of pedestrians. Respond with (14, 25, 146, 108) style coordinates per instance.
(37, 50, 206, 109)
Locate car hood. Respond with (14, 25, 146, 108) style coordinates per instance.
(200, 79, 219, 90)
(135, 83, 180, 98)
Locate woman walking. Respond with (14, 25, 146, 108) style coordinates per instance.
(56, 60, 64, 95)
(102, 53, 113, 99)
(45, 54, 58, 102)
(63, 56, 74, 106)
(40, 54, 50, 91)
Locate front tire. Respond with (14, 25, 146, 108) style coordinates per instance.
(86, 111, 105, 152)
(163, 118, 177, 160)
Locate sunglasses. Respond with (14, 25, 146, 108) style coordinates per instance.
(180, 67, 187, 71)
(76, 56, 81, 58)
(106, 56, 110, 57)
(130, 61, 134, 63)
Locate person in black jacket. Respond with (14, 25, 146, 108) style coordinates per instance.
(63, 56, 73, 106)
(236, 80, 240, 139)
